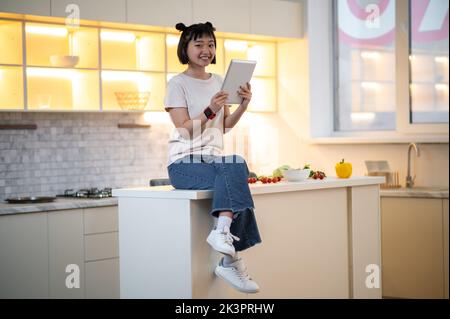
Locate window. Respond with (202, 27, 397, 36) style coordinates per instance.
(333, 0, 449, 133)
(410, 0, 449, 124)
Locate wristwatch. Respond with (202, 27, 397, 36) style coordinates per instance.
(203, 106, 216, 120)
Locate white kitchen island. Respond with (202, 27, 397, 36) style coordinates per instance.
(112, 176, 384, 299)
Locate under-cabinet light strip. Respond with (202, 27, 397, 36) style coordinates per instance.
(100, 31, 135, 42)
(25, 25, 68, 37)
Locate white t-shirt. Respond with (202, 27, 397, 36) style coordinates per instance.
(164, 73, 225, 166)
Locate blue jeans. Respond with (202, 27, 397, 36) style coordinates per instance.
(167, 154, 262, 252)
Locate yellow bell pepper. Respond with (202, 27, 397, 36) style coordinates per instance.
(335, 159, 352, 178)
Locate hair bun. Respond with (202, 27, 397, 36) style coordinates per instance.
(175, 23, 187, 32)
(205, 21, 215, 30)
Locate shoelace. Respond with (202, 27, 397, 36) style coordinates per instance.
(233, 265, 251, 282)
(220, 230, 240, 246)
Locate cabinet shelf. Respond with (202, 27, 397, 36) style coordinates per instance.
(26, 65, 98, 71)
(101, 68, 165, 74)
(0, 63, 23, 67)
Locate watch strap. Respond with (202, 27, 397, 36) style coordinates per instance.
(204, 106, 216, 120)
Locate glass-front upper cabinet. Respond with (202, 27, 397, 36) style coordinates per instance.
(0, 19, 23, 110)
(100, 29, 166, 111)
(102, 71, 165, 111)
(25, 22, 99, 111)
(27, 68, 99, 111)
(224, 40, 276, 112)
(1, 16, 279, 113)
(101, 29, 164, 71)
(26, 22, 98, 68)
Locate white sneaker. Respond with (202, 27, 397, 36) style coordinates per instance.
(215, 257, 260, 293)
(206, 227, 239, 257)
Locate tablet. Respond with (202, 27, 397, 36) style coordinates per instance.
(221, 59, 257, 104)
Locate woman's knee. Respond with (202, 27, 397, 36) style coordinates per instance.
(168, 166, 213, 190)
(222, 155, 249, 177)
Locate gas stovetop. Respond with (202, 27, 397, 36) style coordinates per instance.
(57, 187, 112, 199)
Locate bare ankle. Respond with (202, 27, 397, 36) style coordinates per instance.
(218, 211, 233, 219)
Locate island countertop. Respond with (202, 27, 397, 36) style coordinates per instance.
(112, 176, 385, 199)
(114, 175, 384, 298)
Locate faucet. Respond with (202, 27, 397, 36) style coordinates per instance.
(406, 143, 420, 188)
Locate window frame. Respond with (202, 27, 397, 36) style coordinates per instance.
(396, 0, 448, 134)
(308, 0, 449, 144)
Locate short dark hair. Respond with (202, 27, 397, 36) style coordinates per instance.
(175, 22, 217, 65)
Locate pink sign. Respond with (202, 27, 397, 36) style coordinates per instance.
(338, 0, 449, 46)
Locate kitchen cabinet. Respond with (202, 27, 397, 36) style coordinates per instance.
(250, 0, 303, 38)
(100, 28, 166, 111)
(381, 197, 448, 299)
(126, 0, 193, 28)
(83, 206, 120, 298)
(192, 0, 303, 38)
(0, 212, 49, 298)
(0, 205, 119, 298)
(51, 0, 126, 23)
(193, 0, 251, 34)
(85, 258, 119, 299)
(48, 209, 85, 298)
(1, 0, 303, 38)
(84, 232, 119, 261)
(25, 21, 100, 111)
(0, 14, 279, 112)
(0, 0, 50, 16)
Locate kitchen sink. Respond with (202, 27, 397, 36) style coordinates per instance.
(380, 186, 449, 199)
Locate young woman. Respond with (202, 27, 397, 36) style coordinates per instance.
(164, 21, 261, 294)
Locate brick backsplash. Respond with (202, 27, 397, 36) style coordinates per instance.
(0, 112, 172, 200)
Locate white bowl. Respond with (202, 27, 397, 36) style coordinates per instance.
(49, 55, 79, 67)
(283, 169, 311, 182)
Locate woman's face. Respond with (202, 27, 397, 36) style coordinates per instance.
(186, 35, 216, 68)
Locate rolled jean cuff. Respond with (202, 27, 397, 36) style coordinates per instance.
(210, 206, 255, 218)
